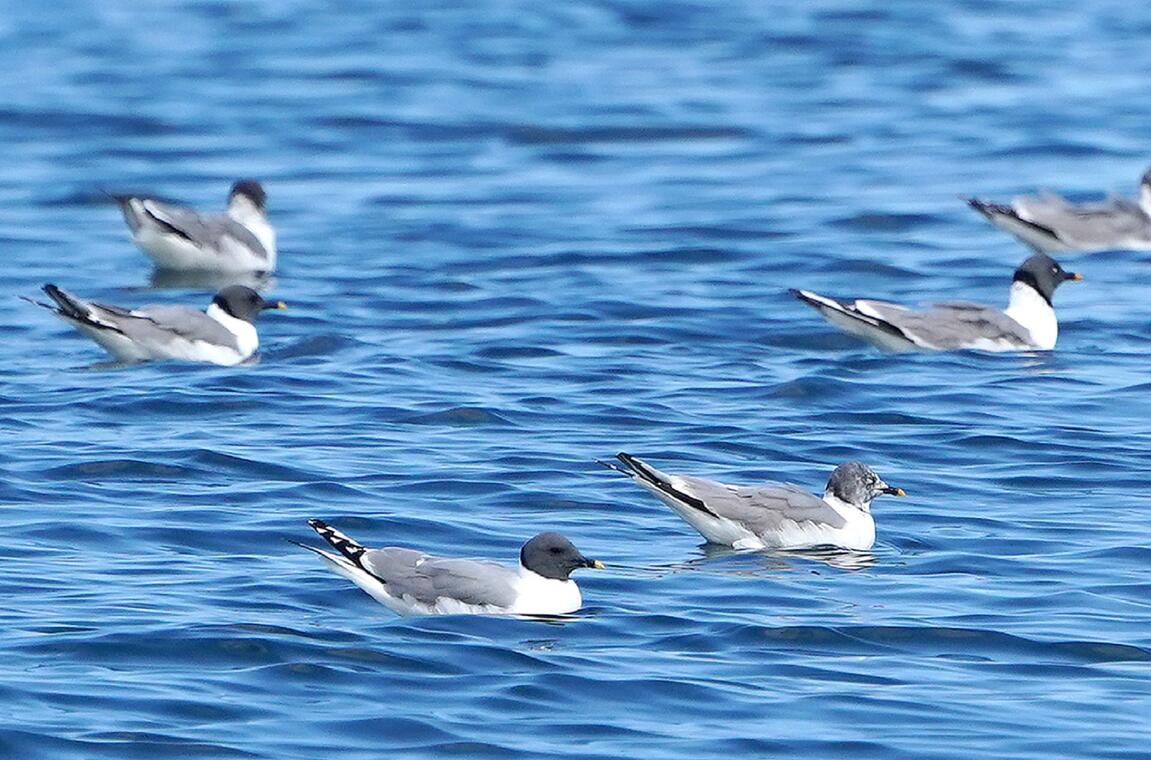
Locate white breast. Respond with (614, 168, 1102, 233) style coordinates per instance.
(510, 566, 582, 615)
(814, 493, 876, 550)
(204, 303, 259, 361)
(228, 198, 277, 268)
(1002, 281, 1058, 350)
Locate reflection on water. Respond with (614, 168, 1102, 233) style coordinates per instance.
(6, 0, 1151, 756)
(644, 543, 877, 576)
(147, 269, 276, 291)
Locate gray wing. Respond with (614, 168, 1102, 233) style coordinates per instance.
(858, 300, 1031, 350)
(1014, 193, 1151, 244)
(361, 549, 518, 608)
(142, 201, 269, 259)
(118, 304, 240, 349)
(675, 475, 847, 532)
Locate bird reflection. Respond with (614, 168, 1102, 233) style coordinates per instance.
(147, 268, 275, 292)
(651, 543, 877, 576)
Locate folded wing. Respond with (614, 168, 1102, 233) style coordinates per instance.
(858, 300, 1032, 350)
(139, 200, 269, 260)
(128, 304, 240, 349)
(671, 474, 848, 533)
(361, 550, 519, 609)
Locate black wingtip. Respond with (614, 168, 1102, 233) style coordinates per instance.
(614, 453, 719, 518)
(306, 518, 369, 564)
(966, 198, 1062, 248)
(43, 283, 70, 306)
(616, 453, 660, 487)
(790, 288, 824, 309)
(966, 197, 1015, 218)
(41, 284, 87, 321)
(99, 187, 133, 205)
(616, 452, 642, 472)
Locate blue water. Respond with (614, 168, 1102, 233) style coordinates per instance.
(3, 1, 1151, 757)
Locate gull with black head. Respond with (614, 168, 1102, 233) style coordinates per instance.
(295, 520, 604, 617)
(112, 180, 277, 272)
(791, 253, 1081, 352)
(26, 284, 286, 365)
(601, 453, 904, 551)
(967, 167, 1151, 253)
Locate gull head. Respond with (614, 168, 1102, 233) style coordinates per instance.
(228, 179, 268, 214)
(520, 532, 603, 580)
(826, 462, 904, 511)
(212, 285, 286, 323)
(1013, 253, 1081, 306)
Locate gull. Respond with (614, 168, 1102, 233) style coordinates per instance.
(112, 180, 277, 272)
(601, 453, 903, 551)
(296, 519, 604, 617)
(791, 253, 1081, 352)
(967, 168, 1151, 252)
(27, 284, 286, 365)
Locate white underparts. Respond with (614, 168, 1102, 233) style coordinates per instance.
(205, 303, 259, 360)
(511, 565, 583, 615)
(228, 195, 277, 262)
(1003, 281, 1058, 350)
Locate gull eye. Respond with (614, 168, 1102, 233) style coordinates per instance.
(549, 546, 562, 554)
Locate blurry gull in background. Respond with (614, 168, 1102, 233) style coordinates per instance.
(111, 180, 277, 272)
(25, 284, 286, 365)
(967, 167, 1151, 252)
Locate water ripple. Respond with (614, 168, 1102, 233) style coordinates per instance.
(4, 0, 1151, 757)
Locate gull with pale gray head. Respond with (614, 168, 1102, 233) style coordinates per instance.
(791, 253, 1081, 352)
(112, 180, 277, 272)
(601, 453, 904, 551)
(967, 168, 1151, 253)
(295, 519, 603, 617)
(26, 284, 286, 365)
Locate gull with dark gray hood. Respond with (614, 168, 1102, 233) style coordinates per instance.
(112, 179, 277, 272)
(26, 283, 286, 365)
(792, 253, 1081, 352)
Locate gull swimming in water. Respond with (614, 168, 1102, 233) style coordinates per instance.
(27, 284, 286, 365)
(296, 519, 604, 616)
(791, 253, 1081, 352)
(601, 453, 904, 551)
(967, 168, 1151, 252)
(112, 180, 277, 272)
